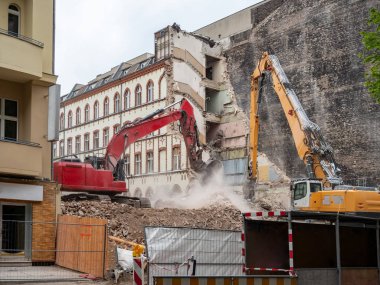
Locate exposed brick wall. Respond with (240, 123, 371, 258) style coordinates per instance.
(0, 178, 58, 262)
(32, 181, 58, 262)
(226, 0, 380, 186)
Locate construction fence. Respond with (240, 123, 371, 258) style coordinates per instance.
(145, 227, 243, 285)
(0, 215, 108, 282)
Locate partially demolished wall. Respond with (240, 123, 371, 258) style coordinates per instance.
(223, 0, 380, 186)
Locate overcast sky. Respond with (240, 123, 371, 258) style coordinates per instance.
(55, 0, 261, 95)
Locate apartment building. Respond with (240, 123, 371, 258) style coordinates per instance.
(57, 24, 232, 203)
(0, 0, 59, 263)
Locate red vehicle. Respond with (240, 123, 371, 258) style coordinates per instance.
(54, 99, 213, 205)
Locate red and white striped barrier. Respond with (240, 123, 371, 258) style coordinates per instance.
(133, 257, 144, 285)
(243, 211, 287, 218)
(242, 210, 295, 276)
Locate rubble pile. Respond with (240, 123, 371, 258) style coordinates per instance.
(61, 201, 242, 243)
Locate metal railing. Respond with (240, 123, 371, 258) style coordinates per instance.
(0, 137, 41, 148)
(0, 28, 44, 47)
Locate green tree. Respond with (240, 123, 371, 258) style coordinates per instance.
(360, 8, 380, 103)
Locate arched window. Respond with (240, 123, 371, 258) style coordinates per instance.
(94, 101, 99, 119)
(67, 111, 73, 128)
(135, 85, 142, 106)
(8, 5, 19, 35)
(104, 97, 109, 116)
(114, 93, 121, 113)
(59, 113, 65, 130)
(84, 104, 90, 123)
(76, 107, 81, 125)
(147, 81, 154, 102)
(124, 89, 130, 110)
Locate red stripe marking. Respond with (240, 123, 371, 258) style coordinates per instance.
(134, 258, 142, 267)
(134, 271, 142, 285)
(256, 212, 263, 217)
(242, 248, 246, 256)
(280, 211, 287, 216)
(288, 234, 293, 242)
(268, 212, 274, 217)
(241, 232, 245, 241)
(244, 213, 252, 217)
(289, 251, 293, 258)
(242, 265, 246, 273)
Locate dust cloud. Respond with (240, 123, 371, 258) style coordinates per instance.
(151, 167, 253, 212)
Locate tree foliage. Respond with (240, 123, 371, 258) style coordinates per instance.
(360, 8, 380, 103)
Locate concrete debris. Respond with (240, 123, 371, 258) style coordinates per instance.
(61, 201, 242, 244)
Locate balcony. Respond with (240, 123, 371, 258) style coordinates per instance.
(0, 29, 43, 83)
(0, 138, 42, 178)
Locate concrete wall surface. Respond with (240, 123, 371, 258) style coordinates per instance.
(225, 0, 380, 186)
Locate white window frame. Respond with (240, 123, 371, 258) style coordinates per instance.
(103, 128, 109, 147)
(135, 85, 142, 106)
(84, 105, 90, 122)
(84, 134, 90, 151)
(147, 82, 154, 102)
(114, 95, 120, 113)
(67, 138, 72, 155)
(0, 98, 18, 140)
(172, 147, 181, 170)
(147, 152, 154, 173)
(76, 108, 81, 125)
(94, 101, 99, 119)
(68, 111, 72, 128)
(75, 136, 81, 154)
(93, 131, 99, 149)
(135, 153, 142, 175)
(124, 90, 130, 110)
(104, 98, 109, 116)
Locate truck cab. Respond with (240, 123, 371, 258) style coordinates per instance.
(292, 179, 323, 209)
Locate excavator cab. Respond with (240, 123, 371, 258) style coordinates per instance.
(292, 179, 323, 209)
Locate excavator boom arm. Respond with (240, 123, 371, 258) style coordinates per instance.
(249, 52, 342, 186)
(104, 99, 203, 174)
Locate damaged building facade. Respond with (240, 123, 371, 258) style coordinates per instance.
(196, 0, 380, 187)
(56, 25, 242, 200)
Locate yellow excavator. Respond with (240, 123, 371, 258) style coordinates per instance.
(249, 52, 380, 215)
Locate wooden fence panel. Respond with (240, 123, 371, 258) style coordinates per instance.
(56, 215, 107, 278)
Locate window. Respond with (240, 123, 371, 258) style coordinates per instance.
(84, 104, 90, 123)
(147, 152, 154, 173)
(159, 149, 166, 172)
(172, 147, 181, 170)
(135, 153, 142, 175)
(94, 101, 99, 119)
(75, 136, 81, 154)
(113, 124, 120, 135)
(294, 182, 307, 200)
(310, 183, 322, 193)
(104, 97, 109, 116)
(59, 140, 64, 156)
(93, 131, 99, 149)
(103, 128, 109, 147)
(84, 133, 90, 151)
(60, 113, 64, 130)
(67, 138, 72, 155)
(135, 85, 142, 106)
(8, 5, 19, 35)
(0, 98, 18, 140)
(124, 89, 130, 110)
(67, 111, 73, 128)
(53, 142, 57, 158)
(114, 93, 121, 113)
(147, 81, 154, 102)
(125, 155, 130, 176)
(76, 107, 81, 125)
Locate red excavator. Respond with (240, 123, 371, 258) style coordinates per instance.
(54, 99, 217, 207)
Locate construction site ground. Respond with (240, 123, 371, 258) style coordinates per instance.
(61, 200, 244, 243)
